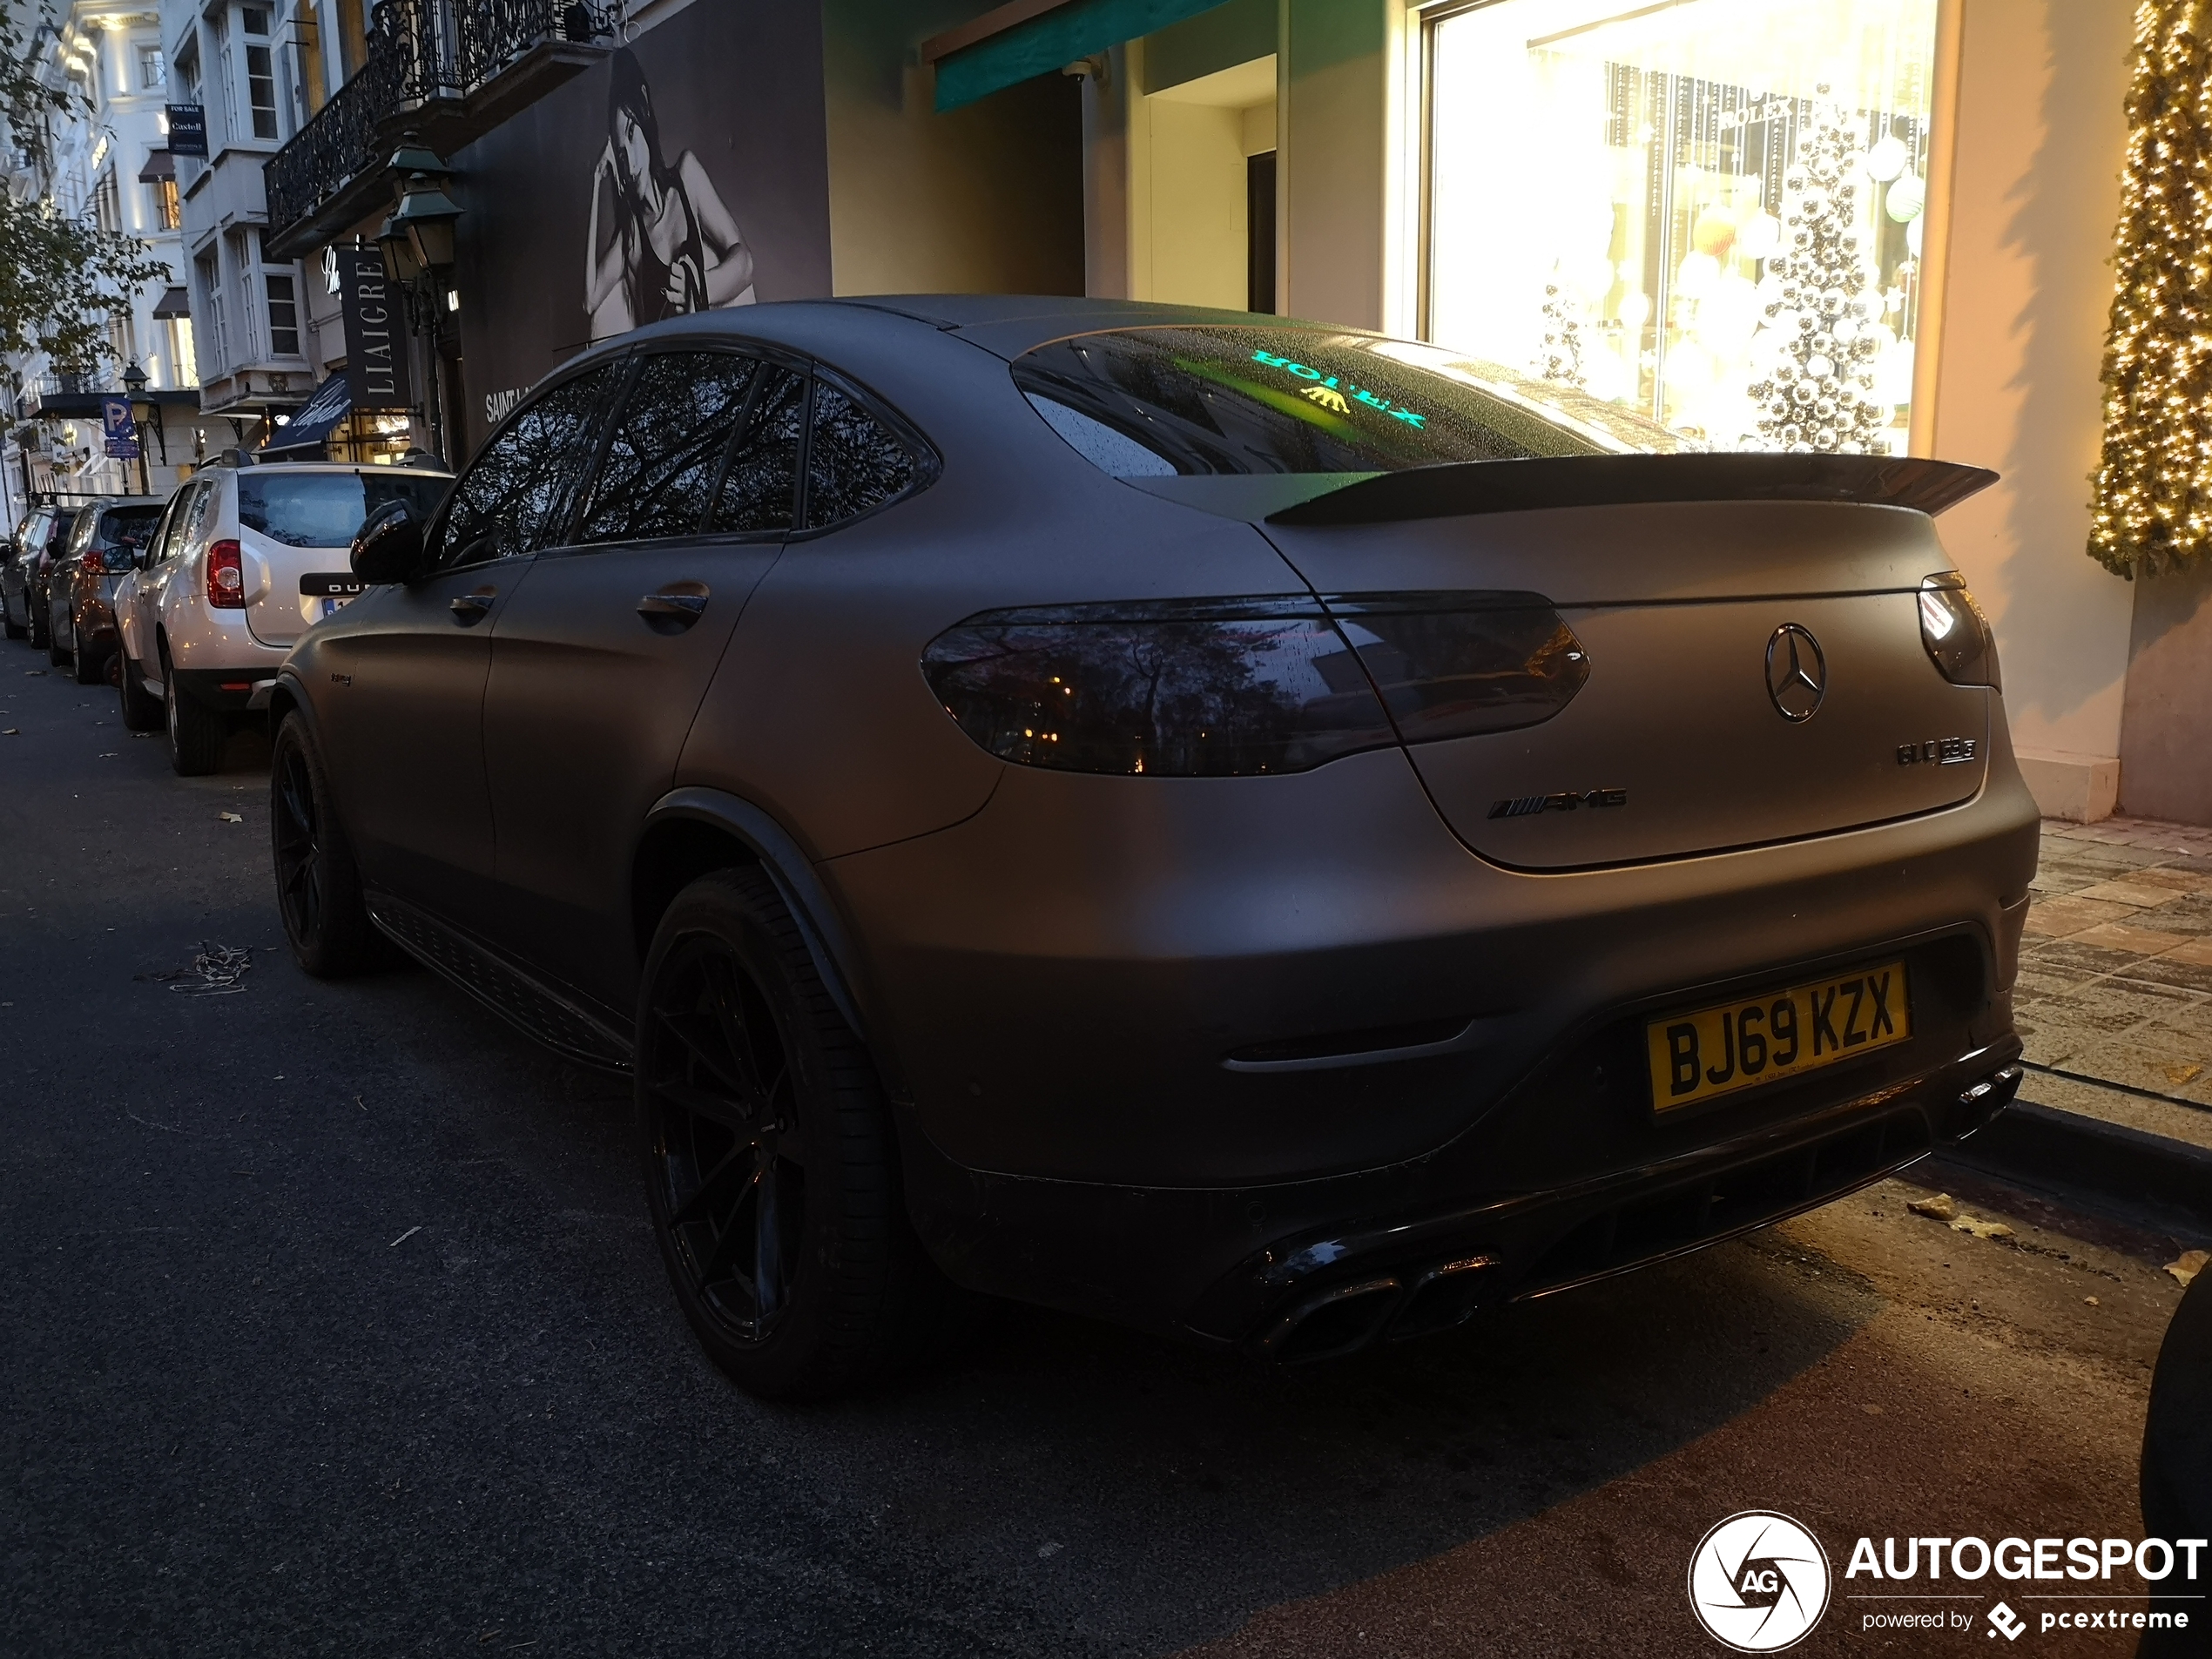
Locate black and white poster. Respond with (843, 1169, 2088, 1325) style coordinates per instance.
(451, 0, 832, 455)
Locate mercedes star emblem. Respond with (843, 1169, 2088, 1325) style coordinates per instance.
(1765, 624, 1827, 723)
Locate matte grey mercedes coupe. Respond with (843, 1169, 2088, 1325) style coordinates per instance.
(263, 296, 2036, 1398)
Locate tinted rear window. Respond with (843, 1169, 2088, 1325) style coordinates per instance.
(1014, 326, 1687, 476)
(98, 506, 162, 547)
(239, 469, 452, 549)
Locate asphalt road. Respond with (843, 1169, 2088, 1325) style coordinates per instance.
(0, 655, 2194, 1657)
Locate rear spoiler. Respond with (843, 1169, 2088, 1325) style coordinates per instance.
(1265, 453, 1999, 527)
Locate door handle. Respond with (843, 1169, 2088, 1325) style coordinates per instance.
(450, 589, 496, 625)
(637, 587, 709, 630)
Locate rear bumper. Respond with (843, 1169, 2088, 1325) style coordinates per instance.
(171, 665, 278, 713)
(820, 733, 2040, 1341)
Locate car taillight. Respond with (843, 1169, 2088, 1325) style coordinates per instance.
(1918, 572, 2000, 690)
(82, 549, 105, 574)
(206, 540, 245, 609)
(1320, 590, 1590, 743)
(921, 592, 1588, 778)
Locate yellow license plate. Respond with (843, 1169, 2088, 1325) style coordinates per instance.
(1645, 961, 1912, 1112)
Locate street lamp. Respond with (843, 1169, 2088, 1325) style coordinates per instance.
(120, 359, 150, 496)
(374, 146, 462, 464)
(390, 173, 462, 272)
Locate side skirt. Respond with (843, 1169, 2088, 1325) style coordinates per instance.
(364, 889, 634, 1075)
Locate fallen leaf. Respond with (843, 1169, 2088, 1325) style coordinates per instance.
(2161, 1062, 2204, 1087)
(1861, 1404, 1885, 1415)
(2084, 1296, 2101, 1306)
(1907, 1193, 1957, 1221)
(1951, 1217, 2015, 1243)
(1, 728, 17, 736)
(2168, 1249, 2209, 1288)
(219, 811, 243, 823)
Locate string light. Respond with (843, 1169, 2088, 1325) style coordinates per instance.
(2090, 0, 2212, 576)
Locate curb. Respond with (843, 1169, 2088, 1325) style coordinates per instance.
(1939, 1100, 2212, 1235)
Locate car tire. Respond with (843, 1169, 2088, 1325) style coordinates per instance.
(29, 597, 51, 651)
(2, 599, 23, 641)
(70, 624, 105, 685)
(637, 867, 949, 1399)
(160, 643, 226, 776)
(49, 602, 71, 667)
(270, 712, 385, 978)
(118, 651, 162, 732)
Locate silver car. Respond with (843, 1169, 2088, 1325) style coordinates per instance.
(115, 455, 450, 772)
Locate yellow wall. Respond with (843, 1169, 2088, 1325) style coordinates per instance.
(822, 0, 1084, 297)
(1925, 0, 2136, 784)
(1130, 55, 1276, 308)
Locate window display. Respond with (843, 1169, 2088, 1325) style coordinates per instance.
(1426, 0, 1938, 453)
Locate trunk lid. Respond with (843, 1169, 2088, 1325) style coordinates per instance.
(238, 468, 451, 649)
(1262, 498, 1991, 869)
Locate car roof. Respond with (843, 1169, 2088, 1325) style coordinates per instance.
(602, 295, 1372, 368)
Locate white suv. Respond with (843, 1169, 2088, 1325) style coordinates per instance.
(116, 455, 452, 772)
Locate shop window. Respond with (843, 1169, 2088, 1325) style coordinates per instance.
(579, 352, 760, 543)
(1423, 0, 1938, 453)
(805, 381, 917, 530)
(706, 367, 804, 536)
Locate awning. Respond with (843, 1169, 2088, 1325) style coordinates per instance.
(152, 285, 191, 319)
(138, 149, 175, 182)
(926, 0, 1233, 111)
(260, 374, 352, 456)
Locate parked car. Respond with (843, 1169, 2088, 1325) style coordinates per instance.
(2, 503, 91, 648)
(116, 456, 451, 774)
(46, 499, 164, 682)
(262, 298, 2039, 1399)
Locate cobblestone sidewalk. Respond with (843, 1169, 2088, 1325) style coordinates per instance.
(2016, 816, 2212, 1152)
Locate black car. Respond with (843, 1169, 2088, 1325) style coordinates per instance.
(263, 297, 2037, 1399)
(46, 499, 163, 682)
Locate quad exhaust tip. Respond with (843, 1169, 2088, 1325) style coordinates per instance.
(1259, 1256, 1494, 1365)
(1251, 1064, 2022, 1366)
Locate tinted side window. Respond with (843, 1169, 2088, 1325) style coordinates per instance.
(65, 509, 98, 556)
(578, 352, 759, 543)
(433, 365, 619, 568)
(805, 382, 917, 530)
(705, 365, 805, 536)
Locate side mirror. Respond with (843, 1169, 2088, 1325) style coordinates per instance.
(352, 499, 428, 584)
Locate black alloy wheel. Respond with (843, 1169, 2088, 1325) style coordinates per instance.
(28, 593, 50, 651)
(637, 868, 948, 1399)
(269, 712, 382, 976)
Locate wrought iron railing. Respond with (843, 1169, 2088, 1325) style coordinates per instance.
(263, 0, 610, 242)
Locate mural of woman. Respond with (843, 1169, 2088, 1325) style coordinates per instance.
(584, 47, 756, 338)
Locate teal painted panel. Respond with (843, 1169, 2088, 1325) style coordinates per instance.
(935, 0, 1237, 111)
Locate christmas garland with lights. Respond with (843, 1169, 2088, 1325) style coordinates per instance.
(2088, 0, 2212, 577)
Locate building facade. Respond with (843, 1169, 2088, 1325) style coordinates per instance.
(246, 0, 2207, 824)
(3, 0, 199, 524)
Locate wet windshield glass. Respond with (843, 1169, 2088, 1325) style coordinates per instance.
(1014, 326, 1689, 477)
(238, 469, 451, 549)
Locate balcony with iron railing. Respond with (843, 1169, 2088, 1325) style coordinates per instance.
(262, 0, 615, 260)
